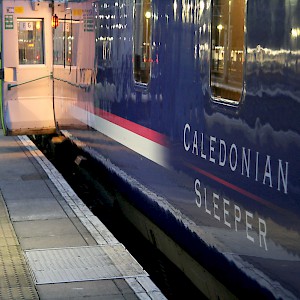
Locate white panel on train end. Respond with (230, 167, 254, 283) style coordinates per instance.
(1, 0, 56, 135)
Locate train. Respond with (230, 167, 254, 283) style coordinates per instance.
(1, 0, 300, 299)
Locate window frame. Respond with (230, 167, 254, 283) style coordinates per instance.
(210, 0, 247, 106)
(17, 18, 45, 65)
(53, 18, 80, 67)
(133, 0, 152, 87)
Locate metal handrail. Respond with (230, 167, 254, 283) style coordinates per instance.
(52, 76, 90, 92)
(7, 74, 90, 91)
(7, 75, 50, 90)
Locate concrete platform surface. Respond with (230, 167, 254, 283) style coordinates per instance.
(0, 132, 166, 300)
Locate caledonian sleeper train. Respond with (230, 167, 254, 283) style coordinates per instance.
(1, 0, 300, 299)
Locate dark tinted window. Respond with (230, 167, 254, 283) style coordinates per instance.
(211, 0, 245, 103)
(133, 0, 152, 84)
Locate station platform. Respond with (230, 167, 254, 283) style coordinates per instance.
(0, 132, 166, 300)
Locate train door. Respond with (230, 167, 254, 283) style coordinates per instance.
(1, 0, 57, 135)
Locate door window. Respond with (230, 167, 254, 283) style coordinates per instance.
(53, 20, 80, 66)
(18, 19, 44, 65)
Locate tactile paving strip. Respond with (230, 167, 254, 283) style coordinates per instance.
(0, 192, 39, 300)
(25, 244, 148, 284)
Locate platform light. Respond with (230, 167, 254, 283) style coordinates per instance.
(291, 28, 300, 38)
(52, 14, 59, 29)
(217, 24, 223, 31)
(145, 11, 151, 19)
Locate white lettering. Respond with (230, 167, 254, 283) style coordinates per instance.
(234, 205, 241, 231)
(277, 160, 288, 194)
(223, 198, 231, 228)
(259, 218, 268, 251)
(213, 193, 220, 221)
(245, 211, 254, 243)
(195, 179, 201, 208)
(183, 123, 190, 151)
(255, 151, 259, 181)
(200, 133, 207, 159)
(183, 125, 289, 195)
(219, 139, 227, 167)
(204, 187, 211, 215)
(263, 155, 273, 188)
(242, 147, 250, 177)
(192, 131, 199, 155)
(209, 136, 216, 163)
(229, 144, 238, 171)
(194, 180, 268, 251)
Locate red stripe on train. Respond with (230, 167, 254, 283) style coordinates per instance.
(76, 103, 168, 147)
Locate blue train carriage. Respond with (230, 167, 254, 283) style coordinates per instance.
(52, 0, 300, 299)
(76, 0, 299, 298)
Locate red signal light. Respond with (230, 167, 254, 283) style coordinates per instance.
(52, 14, 59, 29)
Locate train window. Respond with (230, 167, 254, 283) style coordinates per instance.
(133, 0, 152, 85)
(211, 0, 245, 103)
(18, 19, 44, 65)
(53, 20, 79, 66)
